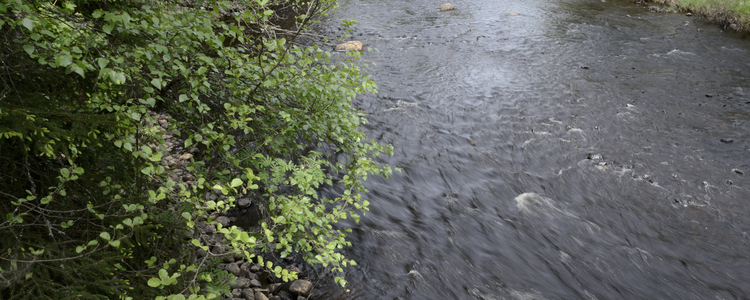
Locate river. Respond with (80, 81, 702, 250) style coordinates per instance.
(311, 0, 750, 298)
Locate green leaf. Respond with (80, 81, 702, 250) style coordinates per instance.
(97, 58, 109, 69)
(151, 78, 162, 89)
(76, 246, 85, 253)
(230, 178, 243, 188)
(147, 277, 161, 287)
(159, 269, 169, 281)
(103, 23, 113, 34)
(99, 232, 111, 241)
(21, 18, 33, 31)
(23, 45, 34, 55)
(55, 54, 73, 67)
(109, 240, 121, 247)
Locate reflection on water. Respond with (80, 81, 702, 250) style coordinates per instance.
(308, 0, 750, 298)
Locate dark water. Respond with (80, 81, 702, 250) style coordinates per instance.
(313, 0, 750, 298)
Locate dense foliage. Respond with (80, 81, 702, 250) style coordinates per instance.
(0, 0, 392, 298)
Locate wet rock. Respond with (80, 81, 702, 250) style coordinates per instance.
(277, 291, 293, 300)
(334, 41, 363, 51)
(289, 280, 312, 296)
(231, 277, 252, 289)
(249, 279, 262, 288)
(255, 291, 269, 300)
(297, 297, 307, 300)
(733, 168, 744, 175)
(250, 264, 262, 272)
(686, 12, 692, 16)
(506, 12, 519, 16)
(720, 138, 734, 143)
(437, 3, 454, 11)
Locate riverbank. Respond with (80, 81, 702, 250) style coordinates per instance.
(643, 0, 750, 32)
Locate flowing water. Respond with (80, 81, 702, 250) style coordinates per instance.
(311, 0, 750, 298)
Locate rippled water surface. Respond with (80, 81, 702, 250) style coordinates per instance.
(310, 0, 750, 298)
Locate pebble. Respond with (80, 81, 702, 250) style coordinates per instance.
(720, 138, 734, 143)
(506, 12, 519, 16)
(437, 3, 454, 11)
(334, 41, 363, 51)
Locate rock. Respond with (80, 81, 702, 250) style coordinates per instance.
(437, 3, 454, 11)
(255, 291, 269, 300)
(250, 264, 261, 273)
(179, 153, 193, 160)
(231, 277, 252, 289)
(720, 138, 734, 143)
(249, 279, 262, 288)
(196, 247, 207, 258)
(232, 288, 243, 297)
(297, 296, 307, 300)
(225, 262, 242, 276)
(289, 280, 312, 296)
(686, 12, 692, 16)
(242, 288, 255, 300)
(216, 216, 231, 227)
(505, 12, 519, 16)
(334, 41, 363, 51)
(267, 283, 282, 294)
(732, 168, 744, 175)
(237, 197, 252, 207)
(277, 291, 292, 300)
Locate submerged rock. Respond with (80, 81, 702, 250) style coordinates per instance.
(335, 41, 363, 51)
(506, 12, 519, 16)
(438, 3, 454, 11)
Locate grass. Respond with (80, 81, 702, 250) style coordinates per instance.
(648, 0, 750, 32)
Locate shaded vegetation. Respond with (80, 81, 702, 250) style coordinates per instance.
(0, 0, 391, 298)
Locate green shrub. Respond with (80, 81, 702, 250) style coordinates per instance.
(0, 0, 391, 298)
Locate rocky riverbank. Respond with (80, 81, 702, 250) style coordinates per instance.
(152, 113, 320, 300)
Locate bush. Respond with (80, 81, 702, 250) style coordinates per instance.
(0, 0, 392, 298)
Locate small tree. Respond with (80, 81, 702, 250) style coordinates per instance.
(0, 0, 391, 298)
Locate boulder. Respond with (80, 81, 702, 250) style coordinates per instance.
(289, 280, 312, 296)
(335, 41, 363, 51)
(438, 3, 454, 11)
